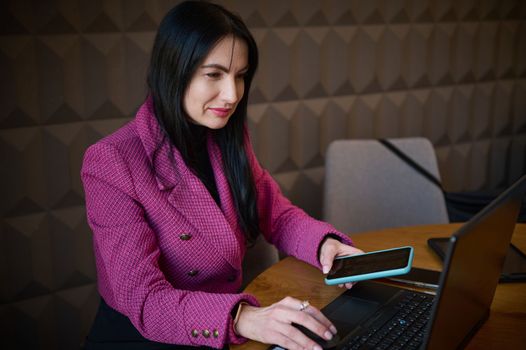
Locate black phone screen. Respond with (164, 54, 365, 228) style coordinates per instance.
(326, 247, 412, 280)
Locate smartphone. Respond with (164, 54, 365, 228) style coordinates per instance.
(387, 267, 441, 289)
(324, 246, 414, 285)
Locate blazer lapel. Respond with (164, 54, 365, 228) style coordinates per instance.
(207, 134, 246, 262)
(167, 166, 244, 270)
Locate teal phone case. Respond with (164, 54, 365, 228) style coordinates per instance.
(324, 246, 414, 285)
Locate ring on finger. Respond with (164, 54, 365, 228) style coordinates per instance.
(299, 300, 310, 311)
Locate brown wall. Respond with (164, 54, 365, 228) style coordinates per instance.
(1, 0, 525, 348)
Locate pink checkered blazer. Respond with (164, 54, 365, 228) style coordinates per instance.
(81, 98, 352, 348)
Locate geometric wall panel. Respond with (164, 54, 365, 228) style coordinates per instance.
(37, 35, 83, 125)
(475, 23, 497, 80)
(401, 91, 426, 137)
(291, 29, 323, 98)
(489, 138, 513, 189)
(375, 92, 405, 139)
(0, 128, 46, 216)
(428, 24, 455, 85)
(468, 140, 491, 190)
(254, 104, 292, 172)
(472, 83, 493, 139)
(424, 89, 450, 146)
(451, 23, 476, 83)
(5, 295, 56, 349)
(257, 30, 293, 101)
(493, 82, 513, 137)
(517, 22, 526, 77)
(0, 35, 40, 128)
(514, 80, 526, 133)
(2, 213, 53, 303)
(349, 95, 378, 139)
(349, 26, 381, 93)
(403, 25, 431, 88)
(377, 26, 406, 91)
(1, 0, 525, 349)
(496, 21, 516, 79)
(319, 100, 348, 154)
(290, 104, 320, 168)
(0, 284, 98, 350)
(43, 124, 85, 209)
(448, 86, 471, 144)
(509, 136, 526, 184)
(50, 207, 96, 289)
(320, 29, 352, 95)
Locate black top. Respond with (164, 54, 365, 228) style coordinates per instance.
(188, 123, 220, 206)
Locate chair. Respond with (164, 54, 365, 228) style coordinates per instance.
(323, 138, 449, 233)
(242, 235, 279, 287)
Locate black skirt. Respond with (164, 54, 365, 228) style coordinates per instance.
(85, 298, 228, 350)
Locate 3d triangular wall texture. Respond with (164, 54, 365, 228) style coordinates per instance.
(0, 0, 525, 348)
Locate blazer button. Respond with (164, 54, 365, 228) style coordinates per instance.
(191, 329, 199, 337)
(188, 269, 199, 277)
(213, 329, 219, 338)
(202, 329, 210, 338)
(179, 233, 192, 241)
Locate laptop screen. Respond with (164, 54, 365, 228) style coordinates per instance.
(424, 175, 526, 349)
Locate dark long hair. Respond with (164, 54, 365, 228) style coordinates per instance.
(147, 1, 260, 244)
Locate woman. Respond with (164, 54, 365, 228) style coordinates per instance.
(82, 2, 361, 349)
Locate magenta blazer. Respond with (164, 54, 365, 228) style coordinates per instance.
(81, 98, 352, 348)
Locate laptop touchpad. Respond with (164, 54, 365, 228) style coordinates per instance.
(328, 297, 379, 325)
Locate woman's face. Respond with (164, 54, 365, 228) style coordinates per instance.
(183, 35, 249, 129)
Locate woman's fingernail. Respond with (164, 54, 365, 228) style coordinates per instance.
(330, 325, 337, 334)
(314, 345, 323, 350)
(322, 266, 329, 274)
(324, 331, 333, 340)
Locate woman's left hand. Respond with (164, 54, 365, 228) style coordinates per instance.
(319, 238, 364, 289)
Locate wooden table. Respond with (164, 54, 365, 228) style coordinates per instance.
(231, 224, 526, 350)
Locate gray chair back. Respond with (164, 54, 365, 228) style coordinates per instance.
(323, 138, 448, 233)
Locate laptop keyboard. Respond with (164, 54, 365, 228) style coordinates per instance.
(341, 291, 434, 350)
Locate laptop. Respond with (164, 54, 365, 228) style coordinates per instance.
(269, 174, 526, 350)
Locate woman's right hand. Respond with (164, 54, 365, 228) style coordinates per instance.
(234, 296, 337, 350)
